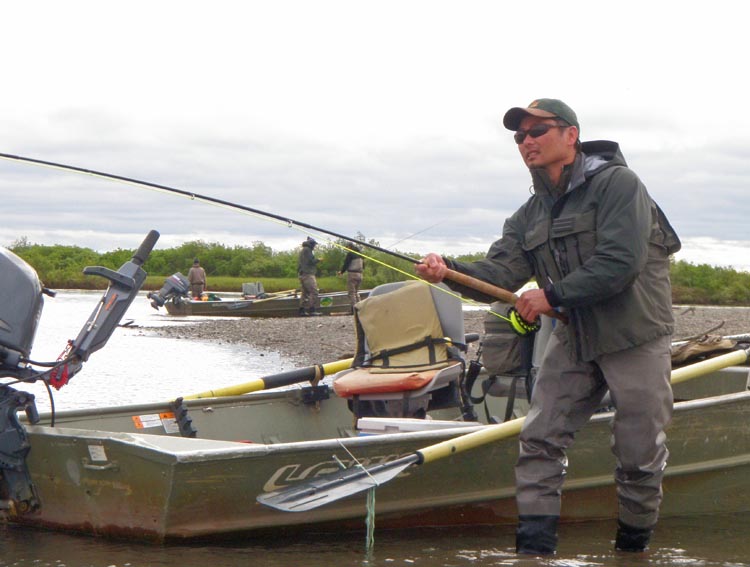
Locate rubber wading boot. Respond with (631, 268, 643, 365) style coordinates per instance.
(615, 521, 653, 552)
(516, 515, 559, 555)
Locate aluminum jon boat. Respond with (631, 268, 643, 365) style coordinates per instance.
(161, 289, 369, 317)
(10, 358, 750, 542)
(145, 273, 369, 317)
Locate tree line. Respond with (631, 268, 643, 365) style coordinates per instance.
(7, 236, 750, 305)
(7, 236, 428, 291)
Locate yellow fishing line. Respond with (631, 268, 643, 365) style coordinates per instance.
(0, 152, 516, 326)
(303, 237, 515, 326)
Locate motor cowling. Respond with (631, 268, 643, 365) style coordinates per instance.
(0, 248, 44, 372)
(147, 272, 190, 309)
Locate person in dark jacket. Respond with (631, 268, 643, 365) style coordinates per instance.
(337, 244, 364, 312)
(416, 99, 680, 555)
(298, 237, 321, 316)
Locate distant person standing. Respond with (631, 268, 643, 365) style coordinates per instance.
(187, 258, 207, 299)
(337, 244, 364, 313)
(298, 237, 321, 316)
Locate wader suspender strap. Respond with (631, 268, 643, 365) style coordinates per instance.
(465, 333, 536, 423)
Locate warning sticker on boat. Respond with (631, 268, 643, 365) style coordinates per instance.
(132, 412, 179, 433)
(88, 444, 108, 462)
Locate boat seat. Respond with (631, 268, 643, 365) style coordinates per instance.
(332, 280, 467, 419)
(333, 362, 463, 397)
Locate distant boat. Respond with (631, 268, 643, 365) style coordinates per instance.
(147, 273, 369, 317)
(163, 289, 369, 317)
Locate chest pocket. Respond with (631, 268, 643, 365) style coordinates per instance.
(548, 209, 597, 274)
(521, 220, 558, 284)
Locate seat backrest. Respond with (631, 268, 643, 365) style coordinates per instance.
(368, 281, 465, 345)
(354, 280, 466, 372)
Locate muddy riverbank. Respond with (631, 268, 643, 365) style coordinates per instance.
(149, 306, 750, 367)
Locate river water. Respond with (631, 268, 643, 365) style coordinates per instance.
(2, 291, 749, 566)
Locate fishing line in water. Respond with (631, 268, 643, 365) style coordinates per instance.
(0, 152, 521, 329)
(336, 439, 379, 551)
(365, 487, 376, 553)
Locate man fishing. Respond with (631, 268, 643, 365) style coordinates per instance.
(416, 99, 681, 555)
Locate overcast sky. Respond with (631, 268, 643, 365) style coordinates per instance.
(3, 1, 749, 271)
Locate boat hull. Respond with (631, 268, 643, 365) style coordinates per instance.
(10, 368, 750, 541)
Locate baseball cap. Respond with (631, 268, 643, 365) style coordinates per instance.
(503, 99, 579, 131)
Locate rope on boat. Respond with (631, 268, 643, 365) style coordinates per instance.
(365, 487, 376, 554)
(336, 439, 379, 551)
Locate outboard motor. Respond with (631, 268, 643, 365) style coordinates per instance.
(147, 272, 190, 309)
(0, 230, 159, 516)
(0, 249, 48, 373)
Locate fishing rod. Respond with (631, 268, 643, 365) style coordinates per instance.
(0, 152, 554, 334)
(0, 152, 419, 265)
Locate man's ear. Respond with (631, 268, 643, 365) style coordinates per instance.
(566, 126, 579, 147)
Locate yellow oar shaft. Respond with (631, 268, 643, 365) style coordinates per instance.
(418, 416, 524, 463)
(670, 348, 749, 385)
(184, 357, 353, 399)
(248, 290, 298, 304)
(419, 347, 750, 465)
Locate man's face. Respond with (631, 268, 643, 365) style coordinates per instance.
(515, 115, 578, 172)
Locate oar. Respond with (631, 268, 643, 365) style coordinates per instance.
(258, 347, 750, 512)
(670, 348, 750, 385)
(183, 358, 353, 399)
(244, 290, 299, 304)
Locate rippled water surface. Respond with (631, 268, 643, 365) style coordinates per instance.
(3, 516, 750, 567)
(27, 290, 290, 412)
(2, 291, 749, 566)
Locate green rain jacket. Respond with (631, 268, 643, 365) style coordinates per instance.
(448, 140, 681, 362)
(297, 242, 320, 276)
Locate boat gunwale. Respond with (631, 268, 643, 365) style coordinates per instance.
(24, 387, 750, 463)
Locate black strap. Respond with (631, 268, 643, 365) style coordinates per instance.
(504, 376, 521, 422)
(365, 336, 450, 368)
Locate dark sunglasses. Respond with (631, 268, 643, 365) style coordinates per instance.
(514, 123, 568, 144)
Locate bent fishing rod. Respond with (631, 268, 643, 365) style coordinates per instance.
(0, 152, 560, 333)
(0, 152, 420, 264)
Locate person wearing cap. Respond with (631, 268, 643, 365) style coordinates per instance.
(187, 258, 207, 299)
(337, 243, 365, 313)
(298, 237, 322, 316)
(416, 99, 680, 555)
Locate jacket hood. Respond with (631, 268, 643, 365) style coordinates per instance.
(529, 140, 628, 198)
(561, 140, 627, 192)
(580, 140, 627, 175)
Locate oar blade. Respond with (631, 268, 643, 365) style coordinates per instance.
(258, 454, 419, 512)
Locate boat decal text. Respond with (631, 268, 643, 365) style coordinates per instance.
(263, 452, 410, 492)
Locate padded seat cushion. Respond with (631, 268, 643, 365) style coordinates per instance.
(333, 367, 438, 397)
